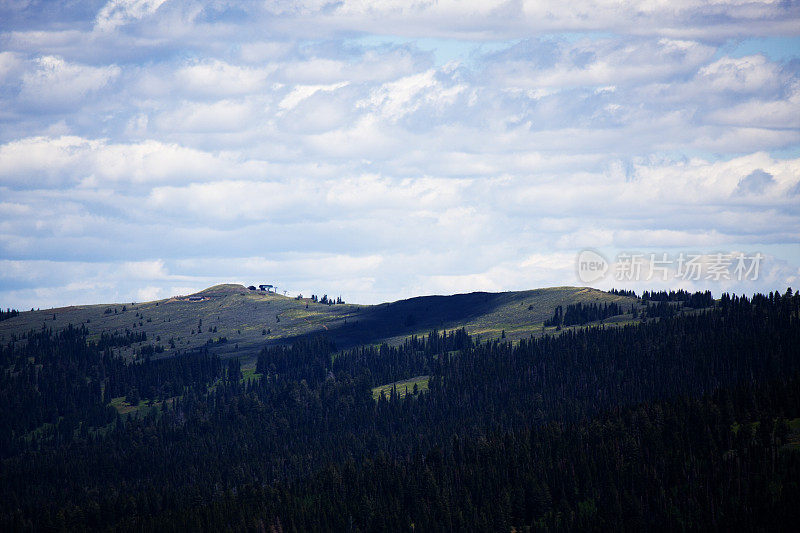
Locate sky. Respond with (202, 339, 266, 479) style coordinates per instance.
(0, 0, 799, 309)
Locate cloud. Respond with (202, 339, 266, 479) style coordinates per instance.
(483, 38, 716, 90)
(172, 59, 273, 97)
(95, 0, 168, 33)
(250, 1, 800, 42)
(0, 0, 798, 308)
(706, 85, 800, 129)
(734, 168, 775, 195)
(0, 136, 262, 188)
(279, 82, 349, 111)
(696, 54, 782, 94)
(119, 259, 169, 280)
(136, 285, 165, 301)
(359, 69, 467, 122)
(153, 99, 259, 133)
(0, 52, 23, 82)
(18, 56, 120, 110)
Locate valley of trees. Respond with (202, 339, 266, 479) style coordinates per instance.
(0, 289, 799, 530)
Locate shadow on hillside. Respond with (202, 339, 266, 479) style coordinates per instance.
(274, 291, 511, 349)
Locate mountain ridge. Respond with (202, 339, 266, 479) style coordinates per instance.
(0, 284, 639, 356)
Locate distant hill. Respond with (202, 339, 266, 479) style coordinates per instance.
(0, 284, 639, 358)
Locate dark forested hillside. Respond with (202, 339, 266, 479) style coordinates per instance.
(1, 289, 799, 531)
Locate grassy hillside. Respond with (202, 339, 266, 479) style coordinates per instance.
(0, 284, 639, 358)
(372, 375, 430, 400)
(345, 286, 638, 346)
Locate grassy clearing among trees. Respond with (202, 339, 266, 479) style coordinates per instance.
(372, 375, 430, 400)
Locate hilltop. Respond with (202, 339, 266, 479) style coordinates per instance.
(0, 284, 638, 359)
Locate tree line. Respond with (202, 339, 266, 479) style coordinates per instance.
(0, 308, 19, 322)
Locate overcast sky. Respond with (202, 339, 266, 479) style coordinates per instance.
(1, 0, 799, 308)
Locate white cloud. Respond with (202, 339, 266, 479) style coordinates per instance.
(707, 86, 800, 128)
(279, 82, 349, 111)
(239, 41, 295, 63)
(154, 99, 259, 133)
(359, 69, 467, 121)
(95, 0, 168, 33)
(278, 58, 348, 84)
(0, 136, 263, 187)
(18, 56, 120, 109)
(486, 38, 715, 91)
(135, 285, 164, 301)
(173, 59, 272, 97)
(147, 180, 301, 221)
(0, 51, 23, 83)
(144, 174, 470, 223)
(119, 259, 169, 280)
(696, 54, 782, 94)
(247, 0, 800, 41)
